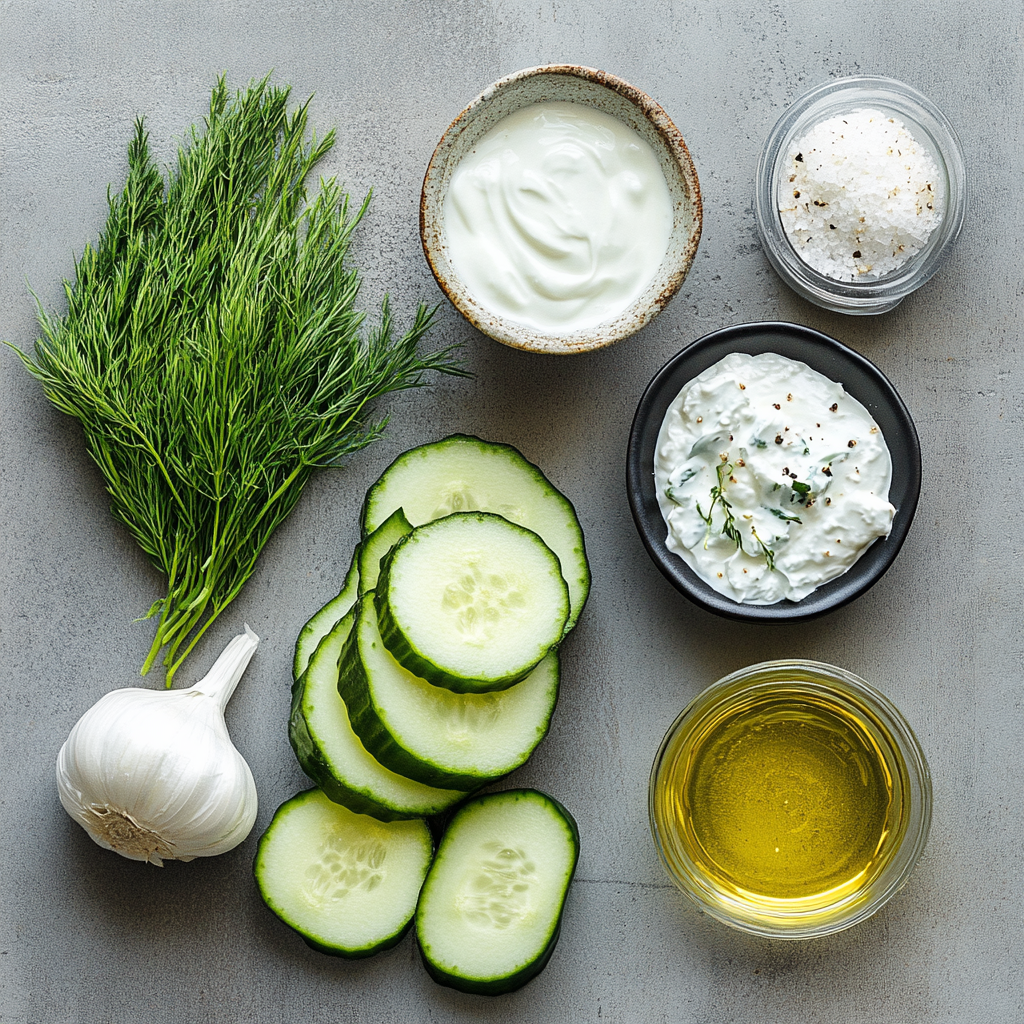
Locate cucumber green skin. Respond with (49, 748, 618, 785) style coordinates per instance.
(336, 597, 506, 790)
(374, 565, 506, 694)
(416, 789, 581, 996)
(291, 508, 412, 682)
(338, 596, 559, 790)
(374, 515, 567, 694)
(289, 621, 412, 823)
(292, 546, 361, 681)
(420, 924, 563, 995)
(291, 614, 472, 821)
(360, 434, 591, 635)
(357, 507, 413, 597)
(297, 916, 414, 959)
(253, 788, 429, 960)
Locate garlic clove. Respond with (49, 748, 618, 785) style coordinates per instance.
(56, 627, 260, 866)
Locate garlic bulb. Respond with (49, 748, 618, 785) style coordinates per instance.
(56, 626, 260, 866)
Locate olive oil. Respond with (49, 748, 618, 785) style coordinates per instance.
(652, 673, 917, 930)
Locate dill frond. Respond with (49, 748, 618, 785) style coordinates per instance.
(14, 74, 467, 684)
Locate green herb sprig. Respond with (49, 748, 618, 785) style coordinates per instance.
(13, 75, 467, 683)
(696, 461, 744, 549)
(697, 461, 778, 570)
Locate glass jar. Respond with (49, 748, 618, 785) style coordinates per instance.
(649, 660, 932, 938)
(754, 76, 967, 315)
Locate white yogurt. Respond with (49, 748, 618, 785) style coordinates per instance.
(444, 101, 673, 333)
(654, 352, 895, 604)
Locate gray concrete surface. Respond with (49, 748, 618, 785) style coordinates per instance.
(1, 1, 1021, 1021)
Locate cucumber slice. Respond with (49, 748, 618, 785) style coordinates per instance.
(292, 545, 360, 681)
(376, 513, 569, 693)
(291, 509, 413, 682)
(254, 788, 433, 958)
(339, 595, 560, 789)
(290, 611, 470, 821)
(416, 789, 580, 995)
(357, 507, 413, 598)
(362, 435, 590, 634)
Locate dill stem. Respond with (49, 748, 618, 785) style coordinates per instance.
(165, 603, 225, 685)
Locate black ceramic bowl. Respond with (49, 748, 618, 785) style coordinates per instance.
(627, 322, 921, 622)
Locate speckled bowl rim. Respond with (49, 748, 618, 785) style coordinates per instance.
(626, 322, 922, 622)
(420, 65, 703, 355)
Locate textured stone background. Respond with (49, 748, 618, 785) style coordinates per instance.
(1, 2, 1021, 1021)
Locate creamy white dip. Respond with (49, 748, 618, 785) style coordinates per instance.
(654, 352, 895, 604)
(444, 101, 672, 333)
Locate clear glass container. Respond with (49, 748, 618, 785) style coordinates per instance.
(649, 660, 932, 939)
(755, 76, 967, 315)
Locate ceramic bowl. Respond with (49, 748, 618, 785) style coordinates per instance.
(420, 65, 702, 355)
(626, 322, 922, 622)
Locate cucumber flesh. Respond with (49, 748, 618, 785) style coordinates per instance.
(416, 788, 580, 995)
(289, 612, 470, 821)
(292, 508, 412, 682)
(292, 545, 360, 681)
(358, 507, 413, 598)
(376, 513, 568, 693)
(254, 788, 433, 958)
(361, 435, 590, 634)
(339, 595, 560, 789)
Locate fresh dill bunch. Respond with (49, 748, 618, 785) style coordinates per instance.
(14, 75, 467, 684)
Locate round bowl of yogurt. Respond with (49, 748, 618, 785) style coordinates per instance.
(421, 65, 702, 354)
(626, 322, 921, 622)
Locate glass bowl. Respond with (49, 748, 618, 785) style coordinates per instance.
(754, 76, 967, 315)
(649, 660, 932, 939)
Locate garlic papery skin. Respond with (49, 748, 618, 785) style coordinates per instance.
(56, 626, 260, 867)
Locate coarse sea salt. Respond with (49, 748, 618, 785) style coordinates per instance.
(778, 108, 942, 281)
